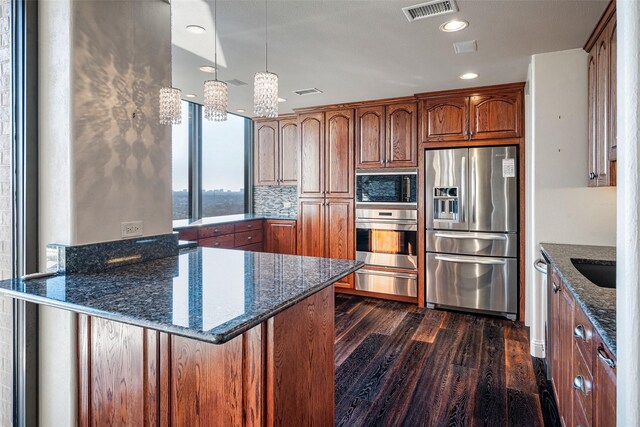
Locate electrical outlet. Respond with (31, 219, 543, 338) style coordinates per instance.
(121, 221, 143, 238)
(283, 202, 292, 208)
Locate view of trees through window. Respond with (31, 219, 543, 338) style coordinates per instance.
(172, 102, 247, 220)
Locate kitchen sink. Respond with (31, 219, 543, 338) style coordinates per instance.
(571, 259, 616, 289)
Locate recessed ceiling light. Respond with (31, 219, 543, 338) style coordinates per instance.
(237, 109, 246, 113)
(186, 25, 206, 34)
(185, 93, 196, 98)
(277, 97, 287, 103)
(199, 65, 216, 73)
(459, 72, 479, 80)
(440, 20, 468, 32)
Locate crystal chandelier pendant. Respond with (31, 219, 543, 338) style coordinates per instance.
(159, 87, 182, 125)
(254, 71, 278, 118)
(204, 80, 228, 122)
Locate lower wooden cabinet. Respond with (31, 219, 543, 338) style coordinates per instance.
(548, 265, 616, 427)
(264, 220, 297, 255)
(298, 198, 355, 288)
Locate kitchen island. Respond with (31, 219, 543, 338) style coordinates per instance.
(0, 248, 362, 426)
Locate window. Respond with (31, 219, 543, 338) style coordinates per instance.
(172, 101, 190, 220)
(201, 114, 246, 217)
(172, 102, 250, 221)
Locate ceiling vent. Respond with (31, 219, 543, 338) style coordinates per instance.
(294, 88, 323, 96)
(226, 79, 247, 87)
(453, 40, 477, 54)
(402, 0, 458, 22)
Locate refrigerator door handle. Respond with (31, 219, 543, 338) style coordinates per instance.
(434, 255, 507, 266)
(460, 155, 467, 224)
(470, 154, 477, 224)
(434, 232, 507, 241)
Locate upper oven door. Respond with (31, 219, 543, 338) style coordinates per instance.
(356, 172, 417, 205)
(356, 226, 418, 270)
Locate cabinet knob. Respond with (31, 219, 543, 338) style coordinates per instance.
(573, 324, 587, 341)
(247, 236, 253, 241)
(214, 242, 220, 247)
(247, 224, 253, 229)
(552, 282, 560, 293)
(573, 375, 591, 395)
(597, 344, 616, 368)
(214, 228, 219, 233)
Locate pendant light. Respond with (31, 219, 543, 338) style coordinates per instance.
(160, 3, 182, 125)
(204, 0, 228, 121)
(254, 0, 278, 118)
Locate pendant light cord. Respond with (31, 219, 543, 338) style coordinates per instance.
(214, 0, 218, 80)
(265, 0, 268, 72)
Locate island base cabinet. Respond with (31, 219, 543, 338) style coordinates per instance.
(77, 286, 336, 427)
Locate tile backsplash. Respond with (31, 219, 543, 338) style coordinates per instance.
(253, 186, 298, 218)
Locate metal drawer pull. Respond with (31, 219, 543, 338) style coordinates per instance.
(552, 282, 560, 293)
(597, 345, 616, 368)
(247, 224, 253, 229)
(247, 236, 253, 241)
(573, 324, 586, 341)
(434, 255, 506, 266)
(214, 242, 220, 247)
(573, 375, 591, 395)
(434, 233, 507, 241)
(214, 228, 220, 233)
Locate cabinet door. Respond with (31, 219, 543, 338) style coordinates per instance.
(254, 121, 279, 185)
(356, 105, 385, 169)
(279, 119, 298, 185)
(325, 198, 355, 288)
(325, 109, 354, 198)
(297, 198, 325, 257)
(298, 112, 325, 197)
(386, 102, 418, 167)
(264, 220, 297, 255)
(593, 334, 616, 427)
(559, 287, 575, 427)
(588, 49, 599, 187)
(608, 20, 617, 164)
(469, 91, 522, 140)
(422, 96, 469, 142)
(595, 34, 610, 186)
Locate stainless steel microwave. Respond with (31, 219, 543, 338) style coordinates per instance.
(355, 170, 417, 206)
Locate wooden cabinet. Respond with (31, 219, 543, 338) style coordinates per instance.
(355, 102, 417, 169)
(264, 220, 297, 255)
(420, 86, 523, 144)
(586, 1, 616, 187)
(356, 105, 385, 168)
(299, 110, 354, 198)
(548, 264, 617, 426)
(254, 118, 298, 186)
(298, 198, 355, 288)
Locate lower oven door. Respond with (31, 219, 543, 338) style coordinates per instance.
(356, 227, 417, 270)
(426, 253, 517, 315)
(355, 269, 417, 297)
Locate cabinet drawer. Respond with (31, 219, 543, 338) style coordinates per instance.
(199, 234, 235, 249)
(573, 345, 594, 426)
(574, 394, 591, 427)
(234, 220, 263, 233)
(177, 228, 198, 241)
(199, 224, 234, 239)
(235, 242, 264, 252)
(573, 305, 595, 372)
(235, 230, 263, 247)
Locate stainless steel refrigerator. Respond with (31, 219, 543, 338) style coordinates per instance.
(425, 146, 518, 319)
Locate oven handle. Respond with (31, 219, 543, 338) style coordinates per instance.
(433, 232, 508, 241)
(434, 255, 507, 265)
(356, 269, 417, 280)
(356, 221, 417, 231)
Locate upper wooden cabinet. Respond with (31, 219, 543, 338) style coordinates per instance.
(586, 1, 616, 187)
(420, 85, 524, 144)
(422, 96, 469, 142)
(356, 102, 417, 169)
(299, 110, 354, 198)
(254, 118, 298, 186)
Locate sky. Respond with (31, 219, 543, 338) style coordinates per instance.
(172, 101, 246, 192)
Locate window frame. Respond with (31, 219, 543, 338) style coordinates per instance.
(173, 101, 252, 222)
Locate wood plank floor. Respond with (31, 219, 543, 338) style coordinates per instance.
(335, 294, 556, 427)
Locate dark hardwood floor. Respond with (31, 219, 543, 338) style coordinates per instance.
(334, 294, 558, 427)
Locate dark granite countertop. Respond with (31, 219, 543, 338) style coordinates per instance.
(0, 248, 362, 344)
(173, 213, 297, 230)
(540, 243, 616, 357)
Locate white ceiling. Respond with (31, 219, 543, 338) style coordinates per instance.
(172, 0, 608, 117)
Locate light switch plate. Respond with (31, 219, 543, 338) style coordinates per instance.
(121, 221, 143, 238)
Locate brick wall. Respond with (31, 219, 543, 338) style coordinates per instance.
(0, 0, 12, 423)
